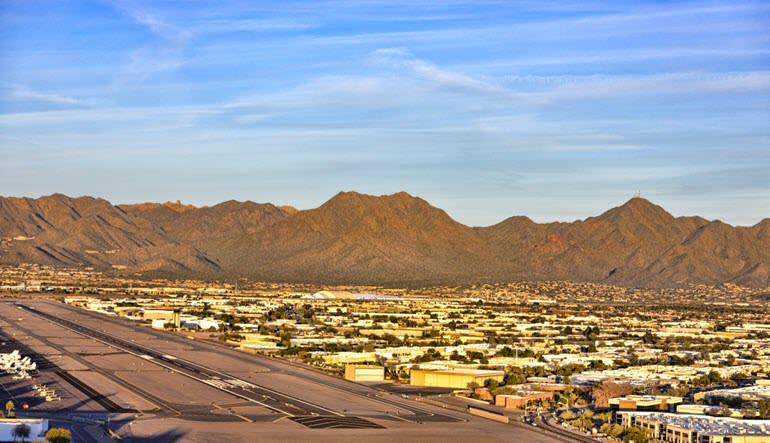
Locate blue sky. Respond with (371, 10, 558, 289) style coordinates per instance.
(1, 1, 769, 226)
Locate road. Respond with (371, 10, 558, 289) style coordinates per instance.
(536, 412, 600, 443)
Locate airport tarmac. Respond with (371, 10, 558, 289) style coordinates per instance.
(1, 300, 570, 442)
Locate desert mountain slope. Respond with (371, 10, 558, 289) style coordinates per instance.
(0, 194, 219, 274)
(2, 193, 767, 287)
(124, 199, 290, 254)
(219, 191, 492, 283)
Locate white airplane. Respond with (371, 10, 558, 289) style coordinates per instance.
(12, 370, 30, 380)
(1, 350, 36, 374)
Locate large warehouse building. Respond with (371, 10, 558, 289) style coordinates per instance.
(344, 365, 385, 382)
(409, 368, 504, 389)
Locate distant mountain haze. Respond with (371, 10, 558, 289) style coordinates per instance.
(1, 192, 768, 287)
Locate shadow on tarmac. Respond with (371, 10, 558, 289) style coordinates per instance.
(108, 416, 188, 443)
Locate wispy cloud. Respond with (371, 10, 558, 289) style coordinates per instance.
(457, 48, 770, 70)
(2, 0, 768, 226)
(108, 1, 315, 82)
(225, 49, 770, 116)
(108, 1, 193, 82)
(0, 105, 216, 127)
(305, 3, 767, 48)
(190, 18, 315, 34)
(225, 49, 514, 115)
(523, 71, 770, 103)
(369, 48, 505, 95)
(110, 0, 192, 45)
(7, 84, 91, 106)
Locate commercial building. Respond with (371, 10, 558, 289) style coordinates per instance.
(676, 404, 743, 418)
(702, 385, 770, 403)
(409, 368, 504, 389)
(609, 395, 683, 412)
(303, 291, 400, 301)
(344, 365, 385, 382)
(495, 391, 553, 409)
(618, 411, 770, 443)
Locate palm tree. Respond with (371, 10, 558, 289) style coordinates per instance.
(5, 400, 15, 417)
(12, 423, 31, 443)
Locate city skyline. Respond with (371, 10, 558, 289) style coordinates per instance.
(1, 1, 769, 226)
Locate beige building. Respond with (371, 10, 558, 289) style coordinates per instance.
(409, 368, 504, 389)
(344, 365, 385, 382)
(141, 309, 175, 321)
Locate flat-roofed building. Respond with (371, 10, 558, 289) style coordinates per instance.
(409, 368, 504, 389)
(141, 309, 175, 321)
(619, 411, 770, 443)
(609, 395, 682, 412)
(323, 352, 377, 365)
(676, 404, 743, 418)
(495, 391, 553, 409)
(344, 365, 385, 382)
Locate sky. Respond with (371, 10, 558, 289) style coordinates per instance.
(1, 1, 769, 226)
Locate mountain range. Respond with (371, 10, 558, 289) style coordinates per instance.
(1, 192, 768, 287)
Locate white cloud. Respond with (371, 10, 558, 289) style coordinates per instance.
(191, 18, 315, 34)
(519, 71, 770, 103)
(457, 48, 770, 71)
(369, 48, 506, 95)
(110, 0, 192, 44)
(8, 84, 94, 106)
(2, 83, 105, 108)
(107, 3, 317, 83)
(305, 3, 767, 49)
(108, 1, 193, 82)
(225, 49, 516, 115)
(0, 105, 216, 127)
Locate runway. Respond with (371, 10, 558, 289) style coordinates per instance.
(1, 300, 569, 442)
(12, 300, 463, 425)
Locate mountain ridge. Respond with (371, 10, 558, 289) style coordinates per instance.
(1, 192, 768, 287)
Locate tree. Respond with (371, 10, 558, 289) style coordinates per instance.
(558, 390, 579, 407)
(740, 405, 758, 418)
(504, 367, 526, 385)
(622, 426, 648, 443)
(279, 330, 292, 347)
(577, 414, 594, 431)
(707, 370, 723, 384)
(592, 380, 633, 408)
(13, 424, 31, 443)
(759, 399, 770, 419)
(642, 331, 657, 344)
(706, 403, 732, 417)
(583, 326, 597, 340)
(45, 428, 72, 443)
(600, 423, 624, 438)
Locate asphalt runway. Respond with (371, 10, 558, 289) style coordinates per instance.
(1, 300, 571, 442)
(21, 301, 465, 420)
